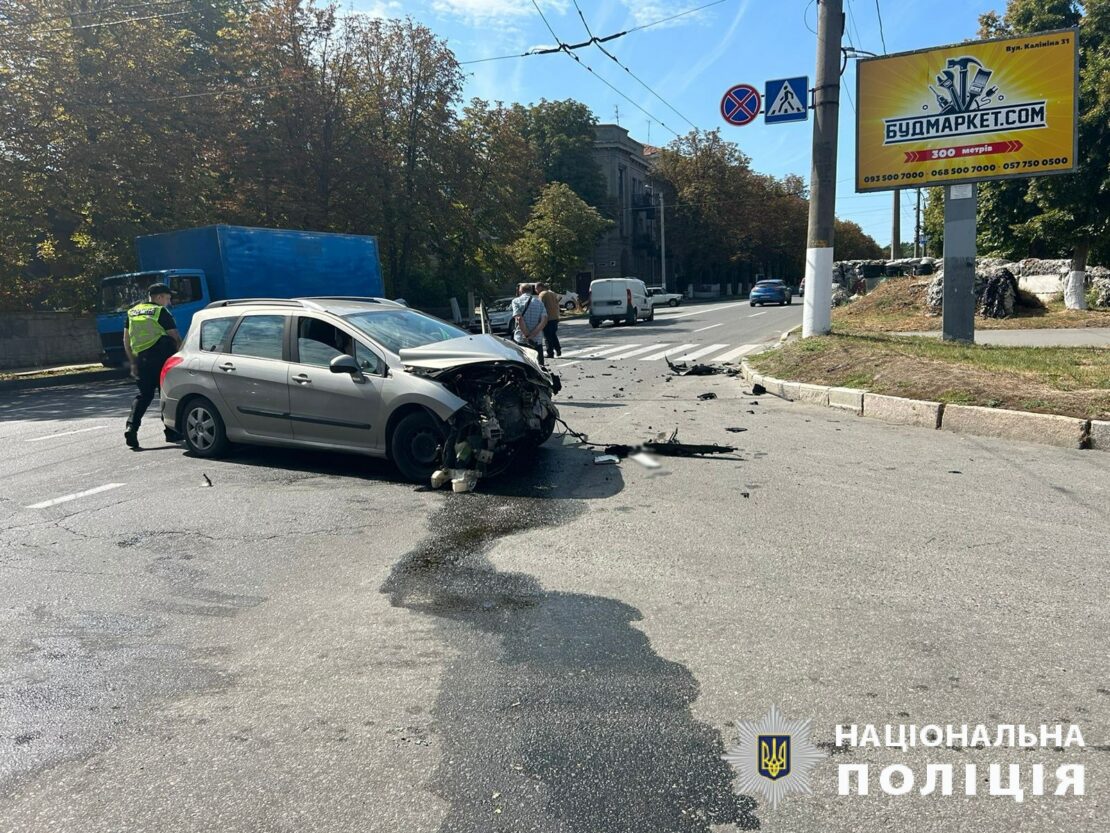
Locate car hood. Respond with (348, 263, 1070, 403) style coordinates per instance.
(399, 334, 535, 371)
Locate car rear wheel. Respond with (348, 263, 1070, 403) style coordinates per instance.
(182, 397, 229, 458)
(390, 410, 446, 483)
(564, 300, 576, 310)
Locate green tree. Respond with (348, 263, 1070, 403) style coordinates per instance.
(834, 220, 886, 260)
(513, 99, 606, 209)
(509, 182, 612, 285)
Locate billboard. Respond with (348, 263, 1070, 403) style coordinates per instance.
(855, 30, 1078, 193)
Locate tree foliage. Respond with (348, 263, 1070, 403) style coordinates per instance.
(508, 182, 612, 285)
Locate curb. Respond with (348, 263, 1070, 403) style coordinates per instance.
(738, 359, 1100, 452)
(0, 368, 128, 392)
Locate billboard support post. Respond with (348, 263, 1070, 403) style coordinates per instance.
(942, 183, 977, 343)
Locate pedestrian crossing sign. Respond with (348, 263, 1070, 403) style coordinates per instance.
(764, 77, 808, 124)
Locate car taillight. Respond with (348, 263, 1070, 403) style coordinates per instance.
(160, 355, 184, 386)
(626, 288, 633, 307)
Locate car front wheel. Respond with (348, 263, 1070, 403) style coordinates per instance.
(668, 298, 680, 307)
(390, 410, 446, 483)
(182, 397, 229, 458)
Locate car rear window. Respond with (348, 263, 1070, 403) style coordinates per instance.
(199, 317, 236, 352)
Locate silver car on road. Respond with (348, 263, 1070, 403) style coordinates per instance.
(160, 298, 560, 482)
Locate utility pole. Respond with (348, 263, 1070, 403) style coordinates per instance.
(914, 188, 922, 257)
(891, 189, 901, 260)
(659, 191, 667, 292)
(802, 0, 843, 338)
(942, 184, 977, 342)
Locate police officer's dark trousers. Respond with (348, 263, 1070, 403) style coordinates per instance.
(126, 351, 164, 433)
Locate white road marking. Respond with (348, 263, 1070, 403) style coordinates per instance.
(711, 344, 762, 362)
(560, 344, 630, 358)
(26, 426, 107, 443)
(672, 343, 730, 362)
(605, 344, 670, 360)
(27, 482, 125, 510)
(554, 360, 581, 367)
(659, 302, 750, 320)
(748, 311, 768, 318)
(693, 323, 724, 333)
(641, 343, 697, 361)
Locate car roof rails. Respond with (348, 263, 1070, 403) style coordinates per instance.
(203, 298, 322, 310)
(295, 296, 404, 307)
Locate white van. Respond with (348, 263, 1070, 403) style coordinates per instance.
(588, 277, 654, 328)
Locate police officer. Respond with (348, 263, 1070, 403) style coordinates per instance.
(123, 283, 181, 449)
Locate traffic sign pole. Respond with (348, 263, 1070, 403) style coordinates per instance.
(802, 0, 842, 338)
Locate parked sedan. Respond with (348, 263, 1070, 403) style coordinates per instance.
(161, 298, 559, 485)
(749, 280, 793, 306)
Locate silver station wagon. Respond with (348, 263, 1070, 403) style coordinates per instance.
(159, 298, 560, 483)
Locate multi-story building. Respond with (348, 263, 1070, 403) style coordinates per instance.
(575, 124, 672, 299)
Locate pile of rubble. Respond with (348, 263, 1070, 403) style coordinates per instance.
(925, 258, 1110, 315)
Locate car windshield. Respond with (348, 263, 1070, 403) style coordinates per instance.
(343, 308, 467, 354)
(100, 274, 155, 313)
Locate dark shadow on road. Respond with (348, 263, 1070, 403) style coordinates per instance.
(0, 380, 134, 423)
(380, 493, 759, 832)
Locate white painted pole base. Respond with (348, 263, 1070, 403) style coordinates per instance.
(1064, 270, 1087, 310)
(802, 246, 834, 337)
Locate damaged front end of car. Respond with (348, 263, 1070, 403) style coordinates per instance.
(400, 336, 560, 491)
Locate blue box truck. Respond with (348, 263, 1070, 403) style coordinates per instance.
(96, 225, 383, 366)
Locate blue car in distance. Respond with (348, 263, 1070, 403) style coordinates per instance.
(749, 279, 793, 307)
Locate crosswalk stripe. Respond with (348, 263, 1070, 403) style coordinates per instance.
(560, 344, 631, 358)
(605, 344, 670, 360)
(641, 343, 697, 361)
(711, 344, 761, 363)
(672, 343, 730, 362)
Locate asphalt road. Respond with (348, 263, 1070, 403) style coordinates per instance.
(2, 297, 1107, 833)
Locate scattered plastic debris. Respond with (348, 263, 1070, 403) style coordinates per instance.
(593, 454, 620, 465)
(725, 427, 748, 433)
(666, 356, 722, 376)
(629, 452, 661, 469)
(752, 383, 766, 395)
(202, 473, 213, 487)
(698, 392, 717, 400)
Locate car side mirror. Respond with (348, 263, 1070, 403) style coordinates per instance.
(329, 355, 361, 376)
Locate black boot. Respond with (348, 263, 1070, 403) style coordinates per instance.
(124, 429, 139, 449)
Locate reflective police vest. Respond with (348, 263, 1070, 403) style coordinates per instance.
(126, 302, 168, 354)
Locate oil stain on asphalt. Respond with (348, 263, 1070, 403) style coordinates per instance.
(381, 457, 760, 832)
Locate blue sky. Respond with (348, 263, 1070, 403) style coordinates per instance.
(356, 0, 1002, 249)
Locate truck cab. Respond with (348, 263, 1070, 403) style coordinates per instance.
(96, 269, 208, 367)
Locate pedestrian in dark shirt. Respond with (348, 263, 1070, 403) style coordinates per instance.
(123, 283, 181, 449)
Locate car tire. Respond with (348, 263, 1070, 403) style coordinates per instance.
(589, 318, 601, 328)
(564, 300, 575, 310)
(390, 410, 446, 483)
(182, 397, 230, 458)
(668, 299, 680, 307)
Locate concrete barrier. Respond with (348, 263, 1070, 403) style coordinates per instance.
(828, 386, 864, 415)
(780, 381, 800, 401)
(795, 383, 830, 407)
(863, 393, 943, 429)
(0, 312, 101, 370)
(760, 376, 785, 398)
(1089, 420, 1110, 452)
(941, 404, 1089, 449)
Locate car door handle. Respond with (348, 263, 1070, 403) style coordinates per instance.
(218, 362, 235, 372)
(292, 374, 312, 384)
